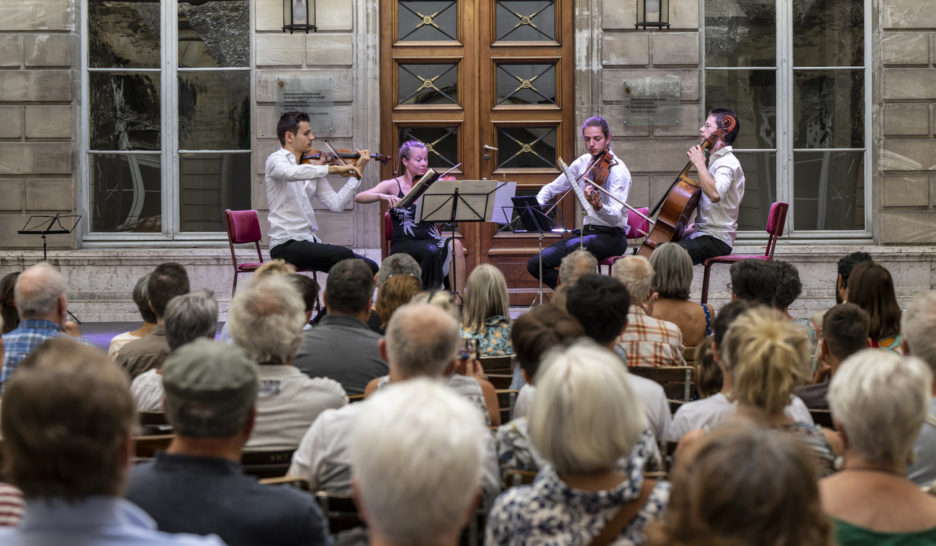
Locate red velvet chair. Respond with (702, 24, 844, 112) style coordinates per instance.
(699, 201, 789, 304)
(598, 207, 652, 274)
(224, 209, 264, 298)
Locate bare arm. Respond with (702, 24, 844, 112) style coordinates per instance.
(355, 179, 402, 206)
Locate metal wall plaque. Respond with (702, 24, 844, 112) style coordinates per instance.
(622, 76, 680, 126)
(276, 75, 334, 134)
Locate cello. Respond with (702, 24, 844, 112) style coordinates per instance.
(636, 114, 736, 259)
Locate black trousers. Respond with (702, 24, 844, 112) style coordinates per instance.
(271, 239, 379, 275)
(677, 235, 732, 265)
(526, 226, 627, 289)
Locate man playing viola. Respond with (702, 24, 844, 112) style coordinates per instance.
(265, 111, 379, 274)
(526, 116, 633, 289)
(677, 108, 745, 265)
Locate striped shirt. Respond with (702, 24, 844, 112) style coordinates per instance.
(0, 483, 24, 527)
(616, 306, 685, 368)
(1, 319, 63, 392)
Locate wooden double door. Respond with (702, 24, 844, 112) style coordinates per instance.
(380, 0, 576, 302)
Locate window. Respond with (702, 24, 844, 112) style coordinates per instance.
(82, 0, 251, 239)
(703, 0, 869, 235)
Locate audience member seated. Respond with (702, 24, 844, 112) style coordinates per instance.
(108, 273, 156, 358)
(836, 251, 872, 304)
(351, 379, 487, 546)
(666, 301, 814, 442)
(0, 271, 21, 334)
(460, 264, 514, 357)
(772, 261, 818, 363)
(612, 255, 685, 367)
(680, 307, 840, 476)
(289, 303, 500, 506)
(126, 339, 331, 546)
(903, 291, 936, 486)
(0, 337, 222, 546)
(1, 263, 74, 392)
(821, 350, 936, 544)
(846, 261, 903, 353)
(487, 341, 670, 545)
(728, 258, 777, 306)
(693, 337, 720, 398)
(566, 274, 671, 441)
(497, 304, 663, 480)
(648, 243, 713, 347)
(374, 274, 420, 333)
(287, 273, 320, 329)
(130, 290, 219, 411)
(229, 275, 347, 450)
(549, 249, 596, 311)
(117, 262, 190, 380)
(794, 303, 870, 411)
(648, 423, 831, 546)
(295, 259, 388, 395)
(218, 260, 298, 342)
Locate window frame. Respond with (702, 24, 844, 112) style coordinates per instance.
(701, 0, 872, 241)
(78, 0, 254, 244)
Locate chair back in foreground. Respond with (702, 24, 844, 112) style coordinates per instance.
(240, 449, 296, 479)
(628, 366, 693, 401)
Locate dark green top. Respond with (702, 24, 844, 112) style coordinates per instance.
(834, 517, 936, 545)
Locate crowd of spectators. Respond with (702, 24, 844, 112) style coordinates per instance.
(0, 246, 934, 545)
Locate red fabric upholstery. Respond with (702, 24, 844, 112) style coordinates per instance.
(598, 207, 652, 273)
(226, 210, 263, 244)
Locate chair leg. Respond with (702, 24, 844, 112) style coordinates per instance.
(232, 271, 238, 300)
(700, 263, 712, 304)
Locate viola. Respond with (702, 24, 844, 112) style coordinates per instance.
(636, 114, 737, 259)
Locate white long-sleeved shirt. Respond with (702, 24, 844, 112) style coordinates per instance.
(264, 147, 361, 249)
(536, 150, 632, 231)
(689, 145, 745, 247)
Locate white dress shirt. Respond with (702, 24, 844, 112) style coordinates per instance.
(689, 145, 745, 247)
(536, 150, 632, 231)
(264, 147, 361, 249)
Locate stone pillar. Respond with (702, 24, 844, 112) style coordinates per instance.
(0, 0, 78, 249)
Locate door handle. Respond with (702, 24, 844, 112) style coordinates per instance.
(483, 144, 498, 160)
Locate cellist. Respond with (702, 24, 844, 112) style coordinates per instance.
(677, 108, 745, 265)
(526, 116, 633, 289)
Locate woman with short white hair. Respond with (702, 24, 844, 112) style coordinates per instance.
(821, 349, 936, 544)
(486, 340, 669, 544)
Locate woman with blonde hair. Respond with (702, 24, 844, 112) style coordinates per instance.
(460, 264, 513, 357)
(649, 423, 831, 546)
(487, 340, 669, 544)
(821, 350, 936, 544)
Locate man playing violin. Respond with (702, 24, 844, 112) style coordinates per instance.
(526, 116, 632, 289)
(677, 108, 745, 265)
(265, 111, 379, 274)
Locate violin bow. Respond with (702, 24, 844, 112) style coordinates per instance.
(322, 139, 361, 179)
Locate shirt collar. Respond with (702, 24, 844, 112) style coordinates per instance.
(710, 145, 733, 160)
(14, 319, 62, 332)
(20, 496, 156, 532)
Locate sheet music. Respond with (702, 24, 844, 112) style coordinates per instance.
(393, 169, 437, 210)
(558, 157, 596, 217)
(491, 182, 517, 224)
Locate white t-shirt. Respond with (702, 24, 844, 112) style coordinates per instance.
(246, 365, 348, 451)
(665, 392, 815, 442)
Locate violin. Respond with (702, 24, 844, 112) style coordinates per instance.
(583, 150, 617, 210)
(301, 149, 390, 165)
(636, 114, 737, 259)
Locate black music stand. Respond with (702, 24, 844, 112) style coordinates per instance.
(511, 196, 557, 307)
(18, 214, 83, 323)
(417, 180, 513, 301)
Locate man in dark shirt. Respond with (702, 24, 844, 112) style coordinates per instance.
(795, 303, 870, 409)
(294, 259, 387, 395)
(125, 339, 331, 546)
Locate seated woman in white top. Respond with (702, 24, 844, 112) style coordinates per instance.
(487, 340, 670, 545)
(108, 273, 156, 358)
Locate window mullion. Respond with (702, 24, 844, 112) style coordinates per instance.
(777, 0, 793, 232)
(162, 0, 179, 239)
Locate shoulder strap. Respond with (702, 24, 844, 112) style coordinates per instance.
(587, 479, 657, 546)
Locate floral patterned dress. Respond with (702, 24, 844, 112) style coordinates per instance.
(461, 315, 514, 357)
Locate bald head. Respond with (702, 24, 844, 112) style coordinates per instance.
(14, 263, 67, 323)
(385, 303, 460, 379)
(611, 255, 654, 303)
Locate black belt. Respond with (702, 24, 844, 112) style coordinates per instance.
(582, 224, 623, 235)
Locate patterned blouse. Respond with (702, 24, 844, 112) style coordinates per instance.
(774, 421, 838, 478)
(461, 315, 514, 357)
(485, 451, 670, 545)
(496, 419, 664, 480)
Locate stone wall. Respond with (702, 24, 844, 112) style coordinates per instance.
(0, 0, 78, 250)
(879, 0, 936, 243)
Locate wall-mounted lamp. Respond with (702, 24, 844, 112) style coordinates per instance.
(283, 0, 317, 34)
(635, 0, 670, 29)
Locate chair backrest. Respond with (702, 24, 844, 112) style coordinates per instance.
(225, 209, 263, 245)
(809, 408, 834, 429)
(383, 211, 394, 258)
(495, 389, 517, 424)
(763, 202, 789, 259)
(628, 366, 694, 401)
(626, 207, 651, 239)
(479, 355, 513, 374)
(241, 448, 296, 479)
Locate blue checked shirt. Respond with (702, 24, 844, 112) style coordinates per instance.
(1, 319, 63, 392)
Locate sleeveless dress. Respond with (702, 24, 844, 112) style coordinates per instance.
(389, 179, 451, 289)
